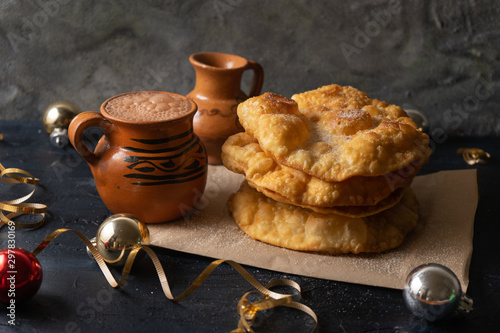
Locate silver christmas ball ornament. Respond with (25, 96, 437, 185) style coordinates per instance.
(95, 213, 150, 266)
(42, 100, 82, 147)
(404, 108, 429, 132)
(403, 263, 473, 322)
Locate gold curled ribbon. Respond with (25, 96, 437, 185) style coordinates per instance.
(32, 228, 318, 332)
(457, 148, 491, 165)
(232, 279, 319, 332)
(0, 162, 46, 229)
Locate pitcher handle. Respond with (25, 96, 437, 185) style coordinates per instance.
(68, 111, 110, 166)
(245, 60, 264, 97)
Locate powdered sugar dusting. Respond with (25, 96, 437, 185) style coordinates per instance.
(148, 168, 476, 290)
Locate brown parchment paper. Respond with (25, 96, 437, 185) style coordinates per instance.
(149, 167, 478, 291)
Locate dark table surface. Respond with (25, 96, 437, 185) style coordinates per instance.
(0, 120, 499, 333)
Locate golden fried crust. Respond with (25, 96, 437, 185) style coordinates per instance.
(221, 132, 419, 208)
(228, 182, 419, 254)
(250, 182, 406, 218)
(237, 92, 310, 155)
(236, 85, 431, 182)
(292, 84, 406, 120)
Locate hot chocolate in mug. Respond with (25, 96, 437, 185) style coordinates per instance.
(68, 91, 207, 223)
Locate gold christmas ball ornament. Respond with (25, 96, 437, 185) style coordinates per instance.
(42, 100, 82, 148)
(95, 213, 150, 266)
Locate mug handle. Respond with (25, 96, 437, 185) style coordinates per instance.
(245, 60, 264, 97)
(68, 111, 110, 165)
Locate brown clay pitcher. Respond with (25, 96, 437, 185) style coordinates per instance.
(187, 52, 264, 165)
(68, 91, 207, 223)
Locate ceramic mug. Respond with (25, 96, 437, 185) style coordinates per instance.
(68, 91, 207, 223)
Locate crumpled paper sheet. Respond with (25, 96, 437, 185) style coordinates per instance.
(149, 167, 478, 291)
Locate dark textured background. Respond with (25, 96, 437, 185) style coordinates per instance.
(1, 122, 499, 332)
(1, 0, 499, 136)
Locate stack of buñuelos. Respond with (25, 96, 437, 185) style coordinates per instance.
(222, 84, 431, 254)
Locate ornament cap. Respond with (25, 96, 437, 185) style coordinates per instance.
(459, 293, 474, 313)
(49, 128, 69, 147)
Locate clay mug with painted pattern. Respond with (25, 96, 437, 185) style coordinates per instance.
(68, 91, 207, 223)
(188, 52, 264, 165)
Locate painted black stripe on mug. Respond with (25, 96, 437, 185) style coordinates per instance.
(126, 158, 201, 173)
(123, 165, 205, 181)
(131, 172, 206, 186)
(130, 128, 193, 145)
(123, 134, 196, 154)
(123, 137, 202, 161)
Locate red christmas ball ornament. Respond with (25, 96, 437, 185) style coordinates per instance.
(0, 248, 43, 303)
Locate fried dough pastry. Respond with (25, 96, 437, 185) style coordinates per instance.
(237, 85, 431, 182)
(228, 182, 419, 254)
(250, 182, 405, 218)
(222, 132, 419, 208)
